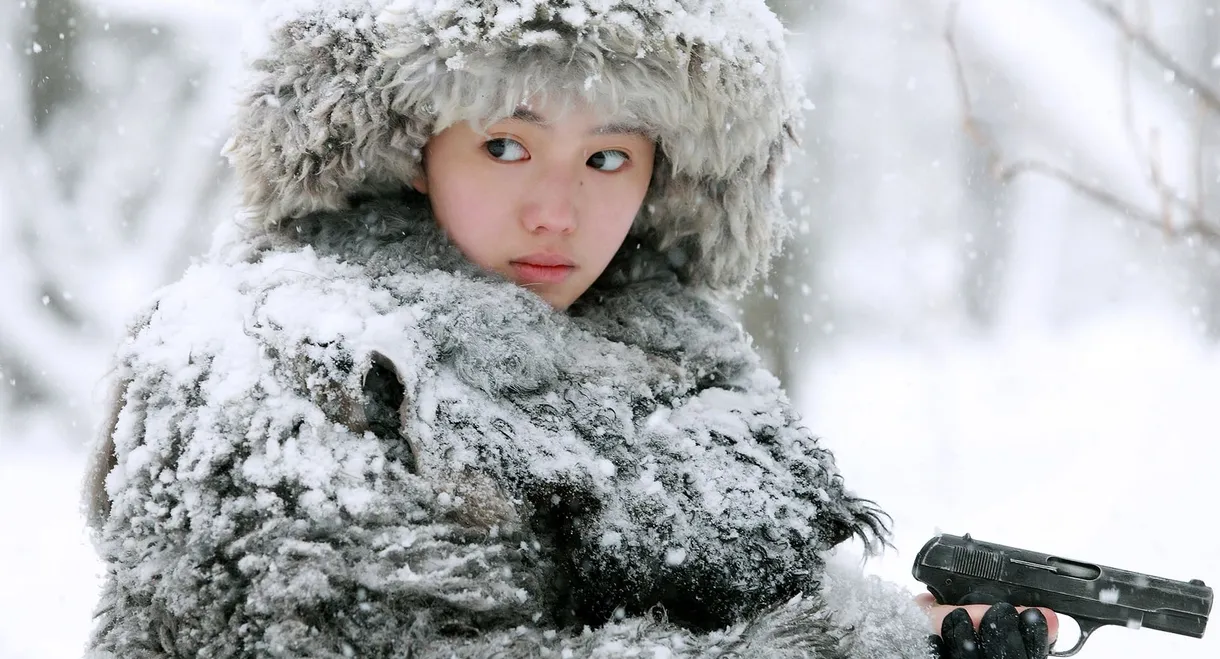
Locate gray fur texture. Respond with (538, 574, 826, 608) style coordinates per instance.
(83, 196, 934, 657)
(223, 0, 805, 292)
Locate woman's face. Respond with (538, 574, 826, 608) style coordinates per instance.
(413, 100, 656, 310)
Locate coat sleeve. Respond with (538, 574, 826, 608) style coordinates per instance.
(815, 550, 940, 659)
(682, 324, 937, 659)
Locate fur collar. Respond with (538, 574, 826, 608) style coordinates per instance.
(275, 191, 754, 398)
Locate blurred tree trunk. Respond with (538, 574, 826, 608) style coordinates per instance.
(1186, 0, 1220, 338)
(30, 0, 82, 133)
(957, 103, 1014, 329)
(0, 0, 82, 412)
(0, 1, 236, 437)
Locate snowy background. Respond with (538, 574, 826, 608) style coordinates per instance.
(1, 1, 1217, 657)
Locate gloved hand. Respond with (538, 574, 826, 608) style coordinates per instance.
(927, 603, 1050, 659)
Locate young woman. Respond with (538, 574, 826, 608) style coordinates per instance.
(83, 1, 1053, 656)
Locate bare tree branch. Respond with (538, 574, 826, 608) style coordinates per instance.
(1114, 0, 1214, 235)
(1083, 0, 1220, 114)
(1118, 5, 1150, 190)
(1195, 97, 1208, 226)
(1110, 2, 1215, 236)
(943, 0, 1220, 245)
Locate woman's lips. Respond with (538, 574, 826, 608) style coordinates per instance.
(510, 262, 576, 284)
(510, 253, 576, 285)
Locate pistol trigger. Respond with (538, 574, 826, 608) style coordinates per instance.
(925, 585, 947, 605)
(1049, 618, 1104, 657)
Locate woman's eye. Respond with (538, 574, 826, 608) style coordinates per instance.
(485, 138, 528, 162)
(588, 150, 629, 172)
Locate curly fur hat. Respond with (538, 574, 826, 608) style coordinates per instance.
(224, 0, 806, 291)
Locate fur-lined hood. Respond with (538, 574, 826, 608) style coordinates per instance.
(223, 0, 805, 291)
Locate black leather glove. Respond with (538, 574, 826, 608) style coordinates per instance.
(927, 603, 1050, 659)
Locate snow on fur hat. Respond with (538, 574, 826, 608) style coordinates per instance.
(225, 0, 806, 291)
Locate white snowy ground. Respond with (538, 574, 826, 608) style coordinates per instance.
(809, 311, 1219, 658)
(0, 425, 101, 659)
(2, 312, 1215, 658)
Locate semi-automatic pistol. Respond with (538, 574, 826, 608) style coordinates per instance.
(912, 533, 1213, 656)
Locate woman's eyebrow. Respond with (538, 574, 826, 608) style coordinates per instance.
(591, 122, 651, 137)
(511, 108, 548, 125)
(508, 108, 649, 137)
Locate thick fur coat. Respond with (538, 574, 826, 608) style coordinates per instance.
(85, 199, 933, 657)
(83, 1, 936, 657)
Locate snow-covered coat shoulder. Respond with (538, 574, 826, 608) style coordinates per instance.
(83, 198, 933, 658)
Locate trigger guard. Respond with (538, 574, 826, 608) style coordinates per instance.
(1048, 619, 1100, 657)
(1048, 634, 1088, 657)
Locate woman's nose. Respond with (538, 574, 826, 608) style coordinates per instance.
(521, 172, 578, 234)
